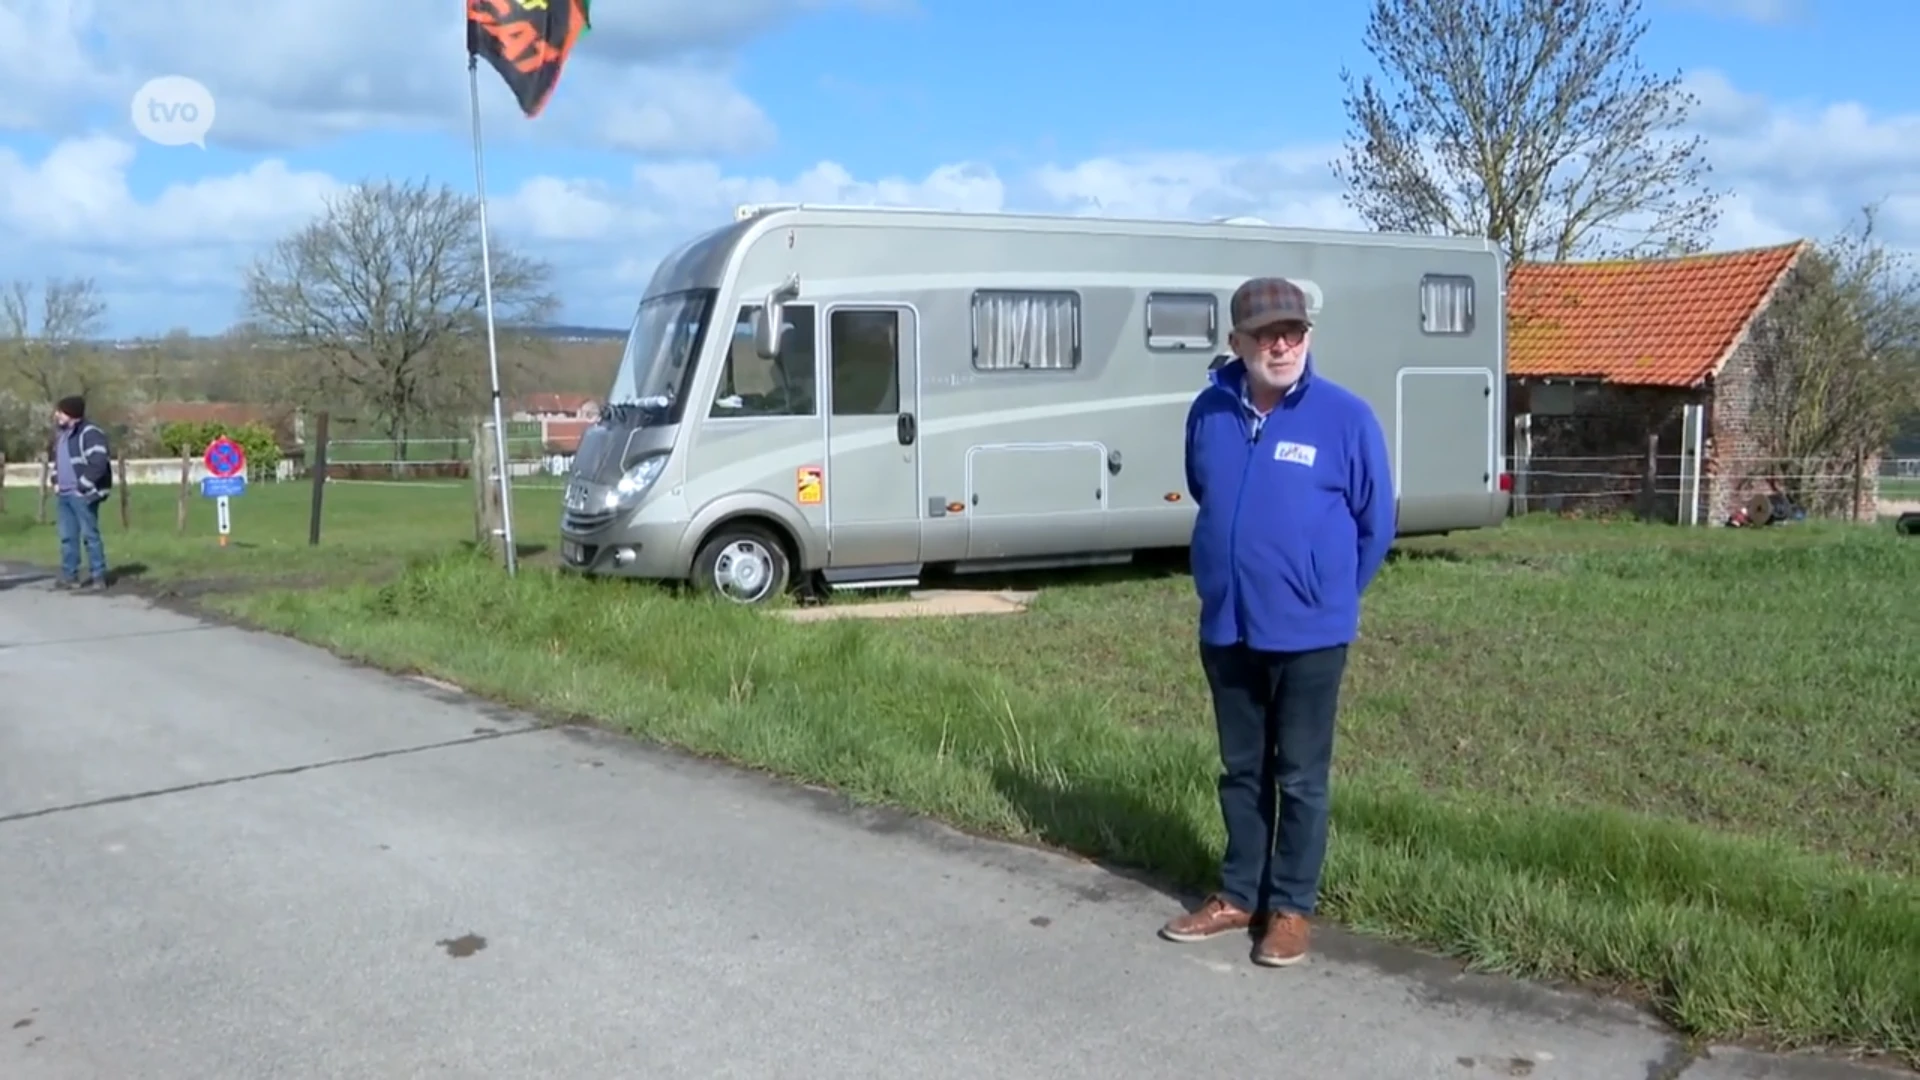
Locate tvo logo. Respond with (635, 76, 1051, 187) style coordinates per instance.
(131, 75, 216, 148)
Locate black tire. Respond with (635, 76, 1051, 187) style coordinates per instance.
(1897, 512, 1920, 537)
(691, 523, 791, 605)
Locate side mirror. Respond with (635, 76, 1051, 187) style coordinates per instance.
(753, 275, 801, 360)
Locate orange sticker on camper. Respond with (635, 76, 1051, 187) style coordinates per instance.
(796, 466, 823, 505)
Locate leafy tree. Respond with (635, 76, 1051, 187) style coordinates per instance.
(1333, 0, 1723, 266)
(1748, 203, 1920, 511)
(241, 178, 558, 456)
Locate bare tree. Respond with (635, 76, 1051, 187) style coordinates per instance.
(1747, 203, 1920, 512)
(241, 177, 558, 452)
(0, 389, 42, 462)
(1, 276, 111, 404)
(1333, 0, 1723, 266)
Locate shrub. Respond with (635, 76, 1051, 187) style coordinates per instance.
(158, 420, 285, 479)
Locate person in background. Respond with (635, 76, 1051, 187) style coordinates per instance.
(1161, 277, 1396, 967)
(47, 395, 114, 590)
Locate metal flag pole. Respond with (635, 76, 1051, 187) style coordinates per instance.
(466, 50, 518, 575)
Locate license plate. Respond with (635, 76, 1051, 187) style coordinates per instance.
(562, 541, 585, 564)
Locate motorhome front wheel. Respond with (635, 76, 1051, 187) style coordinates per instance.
(693, 523, 792, 605)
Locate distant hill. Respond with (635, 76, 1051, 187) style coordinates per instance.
(86, 322, 628, 348)
(520, 324, 626, 342)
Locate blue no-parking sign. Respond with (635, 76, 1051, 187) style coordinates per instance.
(203, 437, 246, 479)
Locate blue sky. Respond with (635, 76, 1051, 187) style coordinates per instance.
(1, 0, 1916, 337)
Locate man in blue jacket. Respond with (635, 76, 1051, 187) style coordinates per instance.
(47, 395, 114, 590)
(1159, 277, 1395, 967)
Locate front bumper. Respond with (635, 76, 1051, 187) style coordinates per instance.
(558, 511, 690, 579)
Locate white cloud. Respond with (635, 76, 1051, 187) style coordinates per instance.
(594, 66, 776, 157)
(2, 69, 1916, 337)
(1031, 148, 1359, 226)
(0, 135, 342, 330)
(0, 136, 340, 251)
(1680, 70, 1920, 243)
(0, 0, 900, 154)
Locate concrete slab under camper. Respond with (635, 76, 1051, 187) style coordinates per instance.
(774, 588, 1037, 621)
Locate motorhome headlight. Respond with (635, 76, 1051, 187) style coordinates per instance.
(608, 454, 668, 508)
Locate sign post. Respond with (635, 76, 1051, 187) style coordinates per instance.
(201, 437, 247, 547)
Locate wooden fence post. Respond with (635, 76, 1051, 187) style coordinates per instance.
(472, 417, 510, 564)
(471, 419, 488, 548)
(1638, 433, 1660, 523)
(308, 411, 330, 546)
(117, 447, 130, 528)
(466, 417, 495, 553)
(1509, 412, 1532, 516)
(176, 450, 191, 534)
(1851, 448, 1865, 522)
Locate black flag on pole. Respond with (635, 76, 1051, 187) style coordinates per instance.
(466, 0, 591, 118)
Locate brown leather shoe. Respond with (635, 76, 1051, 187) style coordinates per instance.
(1159, 895, 1254, 943)
(1253, 911, 1310, 966)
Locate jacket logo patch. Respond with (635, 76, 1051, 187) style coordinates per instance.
(1272, 441, 1317, 467)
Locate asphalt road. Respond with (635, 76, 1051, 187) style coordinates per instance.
(0, 564, 1903, 1079)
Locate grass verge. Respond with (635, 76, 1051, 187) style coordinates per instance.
(0, 479, 562, 586)
(210, 516, 1918, 1066)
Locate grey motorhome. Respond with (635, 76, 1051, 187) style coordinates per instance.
(557, 204, 1510, 603)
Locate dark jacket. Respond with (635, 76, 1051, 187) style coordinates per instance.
(52, 421, 114, 497)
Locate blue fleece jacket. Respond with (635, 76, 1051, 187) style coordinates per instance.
(1183, 354, 1396, 653)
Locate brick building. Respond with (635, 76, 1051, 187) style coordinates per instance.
(508, 392, 598, 458)
(1506, 242, 1879, 524)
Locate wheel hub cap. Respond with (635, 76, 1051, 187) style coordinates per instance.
(715, 541, 772, 601)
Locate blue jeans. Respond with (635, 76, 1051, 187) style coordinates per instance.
(55, 493, 108, 582)
(1200, 642, 1348, 917)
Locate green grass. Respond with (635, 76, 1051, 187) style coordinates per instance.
(0, 479, 562, 585)
(5, 482, 1915, 1063)
(1882, 474, 1920, 501)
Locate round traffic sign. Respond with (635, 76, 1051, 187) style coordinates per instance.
(204, 437, 246, 479)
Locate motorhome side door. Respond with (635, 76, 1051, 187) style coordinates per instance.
(822, 305, 922, 568)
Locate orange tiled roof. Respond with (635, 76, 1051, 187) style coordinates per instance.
(1507, 242, 1807, 388)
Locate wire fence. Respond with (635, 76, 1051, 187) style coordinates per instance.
(300, 427, 1920, 521)
(311, 433, 571, 484)
(1512, 452, 1890, 524)
(1879, 457, 1920, 504)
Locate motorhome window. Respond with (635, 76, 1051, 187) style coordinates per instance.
(607, 287, 716, 423)
(709, 304, 817, 417)
(1420, 274, 1474, 334)
(829, 309, 900, 415)
(1145, 292, 1217, 350)
(971, 290, 1079, 371)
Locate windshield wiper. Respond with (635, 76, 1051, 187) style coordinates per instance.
(602, 396, 672, 426)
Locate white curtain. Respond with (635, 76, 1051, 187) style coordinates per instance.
(1421, 277, 1473, 334)
(973, 292, 1078, 370)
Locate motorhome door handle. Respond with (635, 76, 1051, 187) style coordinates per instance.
(897, 413, 916, 445)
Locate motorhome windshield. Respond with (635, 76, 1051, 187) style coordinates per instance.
(606, 288, 716, 421)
